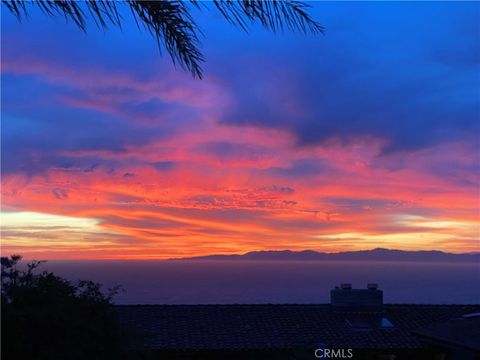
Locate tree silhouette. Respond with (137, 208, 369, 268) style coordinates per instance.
(1, 255, 127, 360)
(2, 0, 324, 78)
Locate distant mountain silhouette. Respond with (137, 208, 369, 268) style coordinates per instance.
(174, 248, 479, 262)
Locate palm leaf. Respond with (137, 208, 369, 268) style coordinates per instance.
(2, 0, 323, 78)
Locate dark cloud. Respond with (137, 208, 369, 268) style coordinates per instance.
(265, 159, 332, 178)
(83, 163, 99, 173)
(52, 188, 68, 200)
(151, 161, 176, 171)
(426, 160, 480, 188)
(321, 197, 408, 212)
(196, 141, 273, 163)
(258, 185, 295, 195)
(215, 2, 479, 152)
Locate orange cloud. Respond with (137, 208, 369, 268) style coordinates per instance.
(2, 131, 478, 259)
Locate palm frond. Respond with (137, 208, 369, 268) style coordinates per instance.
(212, 0, 325, 34)
(128, 1, 203, 79)
(2, 0, 323, 78)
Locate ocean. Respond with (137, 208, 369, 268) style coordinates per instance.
(44, 260, 480, 305)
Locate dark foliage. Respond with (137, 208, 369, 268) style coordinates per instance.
(1, 255, 126, 360)
(2, 0, 324, 78)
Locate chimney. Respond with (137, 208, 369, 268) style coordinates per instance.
(331, 283, 383, 311)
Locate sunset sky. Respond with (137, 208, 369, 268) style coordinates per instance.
(1, 2, 479, 259)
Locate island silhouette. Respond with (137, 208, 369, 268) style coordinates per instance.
(173, 248, 479, 262)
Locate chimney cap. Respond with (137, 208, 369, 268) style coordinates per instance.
(367, 283, 378, 290)
(341, 283, 352, 290)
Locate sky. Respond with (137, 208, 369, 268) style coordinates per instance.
(1, 2, 479, 259)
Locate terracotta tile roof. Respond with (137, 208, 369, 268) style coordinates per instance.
(115, 304, 480, 351)
(415, 314, 480, 352)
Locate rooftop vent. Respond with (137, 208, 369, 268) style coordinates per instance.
(341, 283, 352, 290)
(367, 283, 378, 290)
(331, 283, 383, 311)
